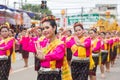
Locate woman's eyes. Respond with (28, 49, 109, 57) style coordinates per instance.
(42, 26, 50, 30)
(75, 29, 81, 32)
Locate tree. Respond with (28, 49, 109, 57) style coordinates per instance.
(22, 4, 52, 20)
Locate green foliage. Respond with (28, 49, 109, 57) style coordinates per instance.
(22, 4, 52, 20)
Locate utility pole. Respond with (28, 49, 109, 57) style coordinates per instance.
(81, 7, 83, 23)
(14, 2, 16, 9)
(21, 0, 23, 9)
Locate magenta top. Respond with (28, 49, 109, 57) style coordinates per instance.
(22, 37, 65, 68)
(0, 38, 14, 56)
(101, 38, 107, 50)
(92, 38, 101, 52)
(66, 37, 91, 57)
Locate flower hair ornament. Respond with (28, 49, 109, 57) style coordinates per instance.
(73, 22, 83, 29)
(41, 15, 56, 23)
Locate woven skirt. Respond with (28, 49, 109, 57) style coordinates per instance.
(67, 48, 72, 62)
(21, 50, 29, 59)
(71, 59, 89, 80)
(34, 56, 41, 71)
(37, 70, 61, 80)
(112, 46, 117, 60)
(101, 51, 108, 65)
(89, 54, 99, 76)
(0, 58, 11, 80)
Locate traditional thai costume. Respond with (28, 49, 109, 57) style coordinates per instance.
(22, 37, 65, 80)
(0, 37, 15, 80)
(101, 38, 109, 65)
(89, 38, 101, 76)
(66, 36, 91, 80)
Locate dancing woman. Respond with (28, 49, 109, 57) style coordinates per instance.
(0, 25, 15, 80)
(22, 15, 65, 80)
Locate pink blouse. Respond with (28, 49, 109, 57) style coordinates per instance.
(92, 39, 101, 52)
(66, 37, 91, 57)
(0, 38, 14, 55)
(22, 37, 65, 68)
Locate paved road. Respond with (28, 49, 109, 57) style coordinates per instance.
(9, 53, 120, 80)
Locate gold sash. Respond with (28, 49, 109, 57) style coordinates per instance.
(40, 39, 63, 69)
(71, 37, 86, 58)
(0, 37, 16, 63)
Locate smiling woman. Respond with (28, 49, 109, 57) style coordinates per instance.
(22, 15, 65, 80)
(0, 25, 15, 80)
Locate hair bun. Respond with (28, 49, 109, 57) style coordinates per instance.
(41, 15, 56, 23)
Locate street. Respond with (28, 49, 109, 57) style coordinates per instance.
(9, 53, 120, 80)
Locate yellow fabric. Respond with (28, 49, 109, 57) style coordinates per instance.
(5, 37, 16, 63)
(66, 36, 72, 42)
(92, 39, 100, 52)
(78, 37, 86, 58)
(11, 40, 16, 63)
(62, 56, 72, 80)
(71, 37, 86, 58)
(41, 39, 63, 69)
(37, 36, 45, 42)
(107, 44, 110, 62)
(92, 39, 101, 66)
(99, 52, 102, 65)
(92, 39, 98, 49)
(71, 37, 95, 70)
(71, 44, 78, 54)
(39, 38, 72, 80)
(104, 43, 107, 50)
(105, 39, 110, 62)
(89, 47, 95, 70)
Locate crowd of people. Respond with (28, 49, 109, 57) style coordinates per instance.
(0, 15, 120, 80)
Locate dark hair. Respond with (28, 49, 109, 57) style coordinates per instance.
(38, 27, 42, 31)
(73, 22, 84, 30)
(68, 30, 72, 34)
(42, 20, 57, 34)
(100, 32, 106, 35)
(106, 32, 111, 35)
(9, 29, 14, 34)
(91, 29, 97, 33)
(0, 25, 9, 32)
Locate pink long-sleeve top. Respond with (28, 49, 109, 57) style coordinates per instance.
(66, 37, 91, 57)
(101, 38, 107, 50)
(0, 38, 14, 56)
(21, 36, 38, 51)
(22, 37, 65, 68)
(106, 38, 113, 49)
(92, 38, 101, 53)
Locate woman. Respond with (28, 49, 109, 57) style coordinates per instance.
(89, 29, 101, 80)
(23, 15, 65, 80)
(9, 29, 14, 37)
(0, 25, 14, 80)
(66, 29, 73, 65)
(99, 32, 108, 78)
(105, 32, 113, 72)
(66, 22, 91, 80)
(20, 30, 30, 67)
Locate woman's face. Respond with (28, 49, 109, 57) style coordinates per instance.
(0, 28, 9, 38)
(100, 33, 105, 38)
(9, 31, 13, 37)
(37, 29, 42, 36)
(42, 22, 56, 38)
(89, 30, 95, 38)
(66, 30, 71, 37)
(106, 33, 110, 38)
(74, 26, 84, 37)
